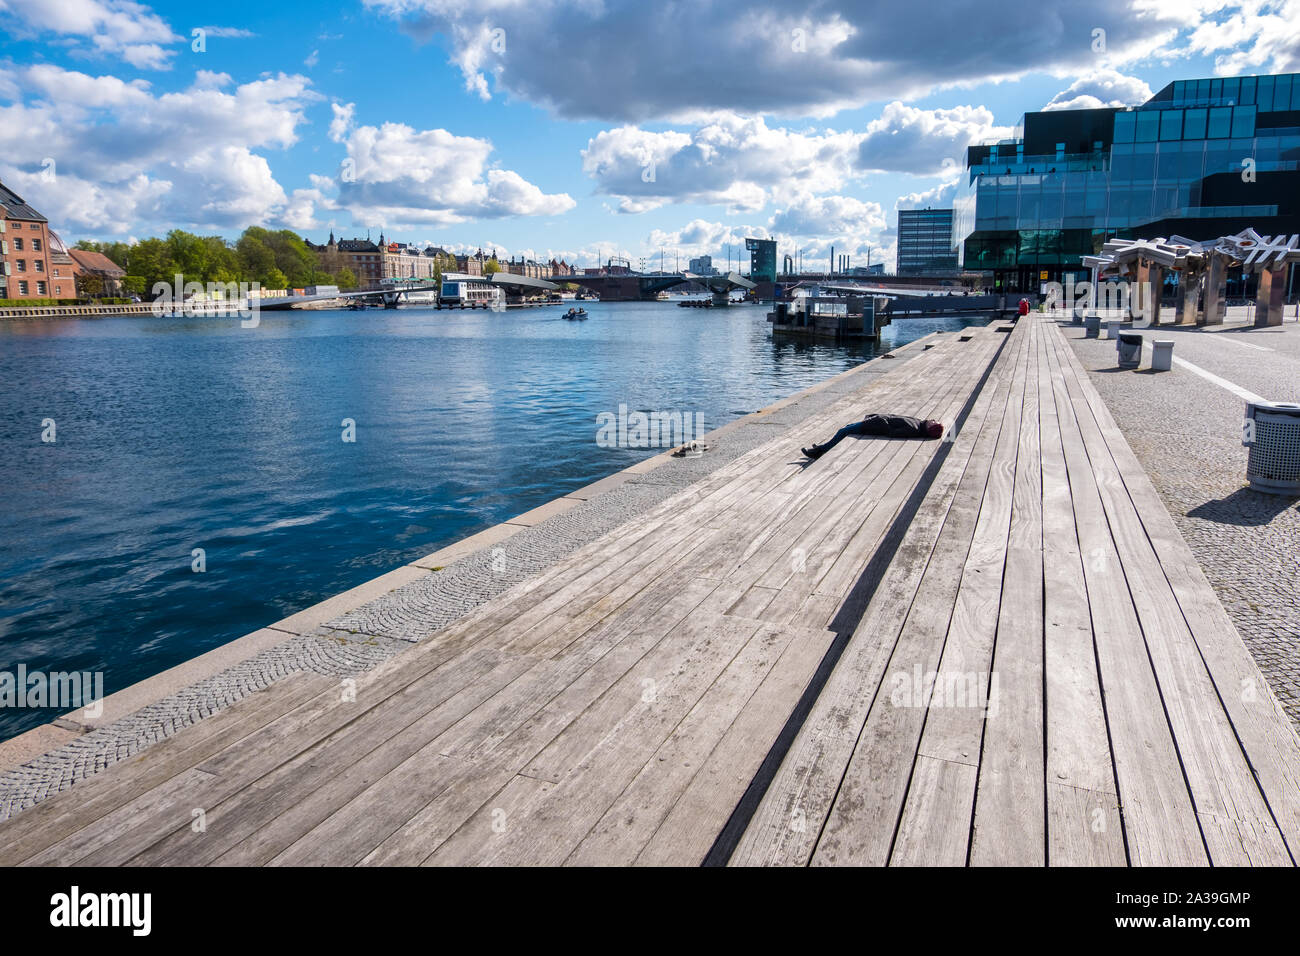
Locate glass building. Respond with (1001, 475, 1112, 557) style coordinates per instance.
(957, 71, 1300, 292)
(897, 208, 958, 274)
(745, 238, 777, 282)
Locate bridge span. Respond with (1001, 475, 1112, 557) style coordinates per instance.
(552, 270, 755, 303)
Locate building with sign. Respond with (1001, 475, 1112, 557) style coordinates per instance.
(957, 71, 1300, 293)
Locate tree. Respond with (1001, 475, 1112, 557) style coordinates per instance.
(483, 258, 502, 275)
(335, 268, 357, 290)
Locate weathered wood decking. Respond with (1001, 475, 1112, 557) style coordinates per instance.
(3, 314, 1297, 866)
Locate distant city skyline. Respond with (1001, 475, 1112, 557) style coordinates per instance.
(2, 0, 1297, 268)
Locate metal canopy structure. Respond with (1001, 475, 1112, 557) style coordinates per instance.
(1080, 228, 1300, 327)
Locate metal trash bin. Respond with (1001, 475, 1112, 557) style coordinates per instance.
(1151, 339, 1174, 371)
(1244, 402, 1300, 495)
(1084, 314, 1100, 338)
(1116, 332, 1142, 369)
(1105, 319, 1121, 340)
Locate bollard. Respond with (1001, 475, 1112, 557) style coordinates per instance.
(1151, 340, 1174, 371)
(1117, 332, 1143, 369)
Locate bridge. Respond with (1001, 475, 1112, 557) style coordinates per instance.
(257, 272, 560, 311)
(552, 270, 755, 303)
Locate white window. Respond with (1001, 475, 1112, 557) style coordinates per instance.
(36, 281, 47, 295)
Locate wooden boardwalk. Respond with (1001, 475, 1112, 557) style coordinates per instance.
(3, 315, 1298, 866)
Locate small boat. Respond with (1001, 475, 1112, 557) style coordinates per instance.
(564, 307, 588, 320)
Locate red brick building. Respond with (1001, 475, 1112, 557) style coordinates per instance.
(1, 180, 73, 300)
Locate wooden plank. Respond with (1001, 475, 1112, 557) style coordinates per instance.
(1041, 319, 1207, 866)
(1035, 320, 1125, 866)
(889, 755, 978, 866)
(887, 320, 1030, 864)
(969, 316, 1046, 867)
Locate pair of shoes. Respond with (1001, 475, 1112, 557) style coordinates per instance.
(802, 445, 824, 460)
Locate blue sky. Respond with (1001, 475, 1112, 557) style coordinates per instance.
(1, 0, 1297, 268)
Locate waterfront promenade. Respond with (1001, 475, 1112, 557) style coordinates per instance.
(1, 314, 1297, 865)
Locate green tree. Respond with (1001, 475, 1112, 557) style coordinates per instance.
(335, 268, 357, 290)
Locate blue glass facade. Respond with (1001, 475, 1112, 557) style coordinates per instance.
(958, 72, 1300, 290)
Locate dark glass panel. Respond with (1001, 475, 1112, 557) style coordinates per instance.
(1183, 108, 1207, 140)
(1136, 110, 1160, 142)
(1208, 107, 1233, 138)
(1160, 110, 1182, 140)
(1231, 105, 1255, 138)
(1113, 111, 1136, 143)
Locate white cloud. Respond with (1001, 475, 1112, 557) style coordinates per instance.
(0, 0, 181, 70)
(582, 105, 1002, 215)
(326, 103, 576, 229)
(1180, 0, 1300, 75)
(0, 64, 315, 233)
(1044, 69, 1154, 111)
(857, 103, 1010, 176)
(896, 181, 959, 211)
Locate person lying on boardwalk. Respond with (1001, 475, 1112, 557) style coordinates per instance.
(801, 414, 943, 460)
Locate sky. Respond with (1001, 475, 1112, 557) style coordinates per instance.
(1, 0, 1298, 270)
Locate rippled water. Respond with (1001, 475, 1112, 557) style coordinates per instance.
(0, 301, 987, 739)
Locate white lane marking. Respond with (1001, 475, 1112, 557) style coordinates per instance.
(1206, 335, 1273, 351)
(1141, 341, 1267, 403)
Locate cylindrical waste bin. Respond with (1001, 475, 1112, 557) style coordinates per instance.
(1244, 402, 1300, 494)
(1151, 340, 1174, 371)
(1117, 332, 1142, 368)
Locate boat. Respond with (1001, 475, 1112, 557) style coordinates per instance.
(564, 307, 588, 320)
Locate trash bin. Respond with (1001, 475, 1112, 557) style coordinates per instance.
(1151, 340, 1174, 371)
(1116, 332, 1143, 368)
(1105, 319, 1121, 340)
(1084, 314, 1100, 338)
(1244, 402, 1300, 494)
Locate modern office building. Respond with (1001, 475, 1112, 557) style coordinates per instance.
(745, 238, 777, 282)
(896, 208, 958, 274)
(957, 71, 1300, 292)
(688, 254, 717, 276)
